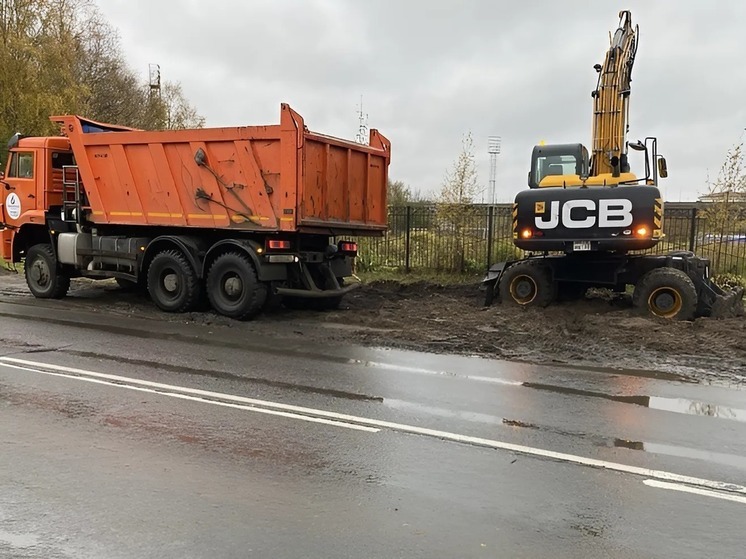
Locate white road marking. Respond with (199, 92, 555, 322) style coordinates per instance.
(643, 480, 746, 505)
(347, 359, 524, 386)
(0, 361, 378, 433)
(2, 355, 745, 501)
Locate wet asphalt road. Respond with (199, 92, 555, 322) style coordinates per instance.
(1, 299, 745, 558)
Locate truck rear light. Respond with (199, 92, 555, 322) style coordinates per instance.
(267, 239, 291, 250)
(338, 241, 358, 254)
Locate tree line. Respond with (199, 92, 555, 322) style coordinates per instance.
(0, 0, 204, 166)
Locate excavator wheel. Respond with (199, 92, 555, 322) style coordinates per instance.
(632, 267, 697, 320)
(499, 260, 556, 308)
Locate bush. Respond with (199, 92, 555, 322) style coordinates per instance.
(712, 273, 746, 292)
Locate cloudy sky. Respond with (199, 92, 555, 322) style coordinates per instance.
(96, 0, 746, 203)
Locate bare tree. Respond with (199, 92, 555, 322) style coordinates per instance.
(436, 132, 482, 272)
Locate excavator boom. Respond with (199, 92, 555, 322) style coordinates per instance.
(590, 10, 638, 177)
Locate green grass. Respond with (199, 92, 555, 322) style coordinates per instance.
(355, 268, 483, 285)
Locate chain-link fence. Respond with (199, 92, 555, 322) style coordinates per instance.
(354, 203, 746, 276)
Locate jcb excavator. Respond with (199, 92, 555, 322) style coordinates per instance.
(483, 10, 743, 319)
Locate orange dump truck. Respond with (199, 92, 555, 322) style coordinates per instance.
(0, 104, 391, 318)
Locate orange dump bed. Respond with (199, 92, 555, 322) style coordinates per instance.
(52, 104, 390, 235)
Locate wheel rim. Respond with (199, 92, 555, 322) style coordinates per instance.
(31, 259, 51, 288)
(160, 269, 181, 300)
(648, 287, 683, 318)
(222, 273, 243, 301)
(509, 274, 538, 305)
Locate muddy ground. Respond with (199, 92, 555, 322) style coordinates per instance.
(1, 268, 744, 383)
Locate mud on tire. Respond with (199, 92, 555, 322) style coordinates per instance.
(499, 259, 556, 308)
(25, 243, 70, 299)
(147, 249, 201, 313)
(632, 267, 697, 320)
(206, 251, 267, 320)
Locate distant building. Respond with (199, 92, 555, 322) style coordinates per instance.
(698, 190, 746, 203)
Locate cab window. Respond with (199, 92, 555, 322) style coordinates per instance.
(534, 154, 581, 184)
(8, 152, 34, 178)
(52, 151, 75, 169)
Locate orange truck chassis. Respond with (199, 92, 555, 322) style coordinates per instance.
(0, 104, 391, 319)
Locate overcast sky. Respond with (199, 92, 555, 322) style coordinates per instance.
(96, 0, 746, 203)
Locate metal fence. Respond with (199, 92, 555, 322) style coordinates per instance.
(355, 203, 746, 276)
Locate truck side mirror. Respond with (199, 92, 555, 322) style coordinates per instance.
(658, 157, 668, 178)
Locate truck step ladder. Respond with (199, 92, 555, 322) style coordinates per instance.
(61, 165, 82, 222)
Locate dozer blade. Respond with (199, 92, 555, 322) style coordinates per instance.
(708, 286, 745, 319)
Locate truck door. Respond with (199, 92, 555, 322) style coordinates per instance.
(1, 149, 39, 262)
(3, 149, 38, 224)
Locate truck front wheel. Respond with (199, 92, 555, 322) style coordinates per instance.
(206, 252, 267, 320)
(499, 260, 556, 308)
(147, 249, 201, 313)
(633, 268, 697, 320)
(25, 244, 70, 299)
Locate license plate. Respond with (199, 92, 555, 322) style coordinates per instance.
(573, 241, 592, 251)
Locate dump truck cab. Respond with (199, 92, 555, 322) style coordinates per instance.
(1, 135, 75, 262)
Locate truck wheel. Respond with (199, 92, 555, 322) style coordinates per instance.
(206, 252, 267, 320)
(633, 268, 697, 320)
(25, 244, 70, 299)
(147, 250, 200, 313)
(499, 260, 555, 308)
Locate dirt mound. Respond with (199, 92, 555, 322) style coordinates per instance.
(0, 273, 743, 382)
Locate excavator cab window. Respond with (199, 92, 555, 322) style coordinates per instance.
(528, 143, 588, 188)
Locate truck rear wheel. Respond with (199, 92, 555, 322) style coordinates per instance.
(499, 260, 556, 308)
(25, 244, 70, 299)
(147, 249, 201, 313)
(633, 268, 697, 320)
(206, 252, 267, 320)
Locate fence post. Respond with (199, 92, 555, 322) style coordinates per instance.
(688, 207, 697, 252)
(405, 205, 412, 273)
(486, 205, 494, 269)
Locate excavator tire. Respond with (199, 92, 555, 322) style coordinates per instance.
(632, 267, 697, 320)
(499, 260, 556, 308)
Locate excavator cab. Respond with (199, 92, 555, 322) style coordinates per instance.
(528, 143, 589, 188)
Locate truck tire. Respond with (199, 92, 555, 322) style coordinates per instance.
(206, 252, 267, 320)
(25, 244, 70, 299)
(147, 249, 201, 313)
(632, 267, 697, 320)
(499, 260, 556, 308)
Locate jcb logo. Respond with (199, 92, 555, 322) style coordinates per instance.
(535, 199, 633, 229)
